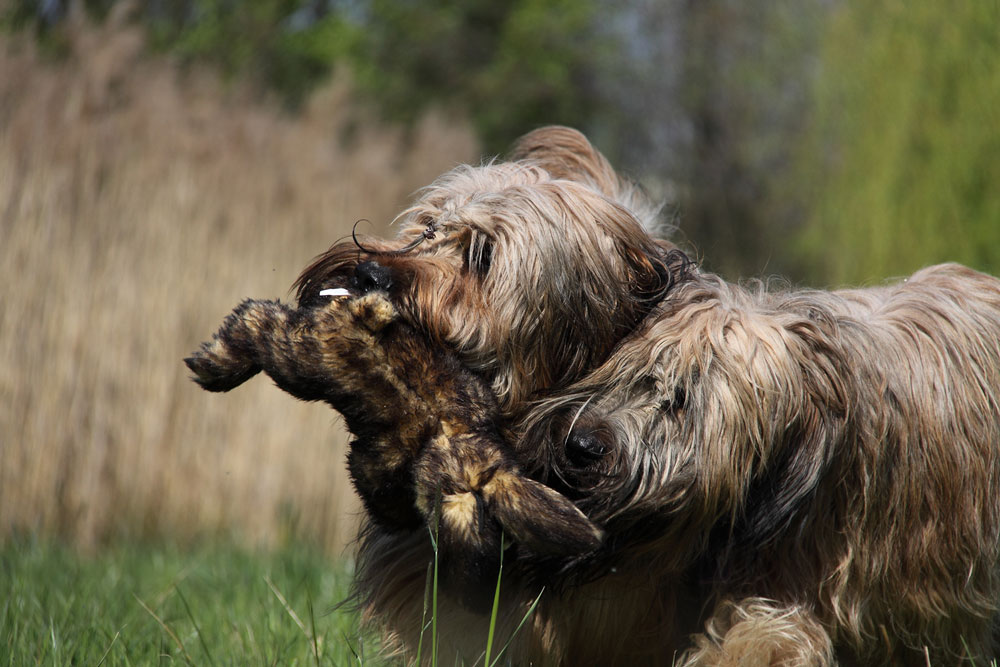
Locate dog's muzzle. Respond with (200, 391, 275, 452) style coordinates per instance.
(352, 260, 393, 294)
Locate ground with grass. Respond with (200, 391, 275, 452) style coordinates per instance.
(1, 538, 381, 665)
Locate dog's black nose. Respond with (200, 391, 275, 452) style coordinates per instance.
(352, 261, 393, 293)
(566, 430, 608, 466)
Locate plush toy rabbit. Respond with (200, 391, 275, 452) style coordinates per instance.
(185, 280, 601, 602)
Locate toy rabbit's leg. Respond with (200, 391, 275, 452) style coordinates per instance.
(186, 299, 330, 401)
(411, 433, 504, 609)
(186, 299, 279, 392)
(347, 433, 424, 530)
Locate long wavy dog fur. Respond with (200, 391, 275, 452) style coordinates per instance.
(189, 126, 1000, 665)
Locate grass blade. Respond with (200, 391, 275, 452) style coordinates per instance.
(266, 574, 324, 664)
(265, 575, 310, 636)
(489, 587, 544, 667)
(414, 561, 434, 666)
(305, 588, 322, 667)
(483, 532, 505, 667)
(343, 631, 361, 663)
(49, 618, 59, 663)
(175, 586, 217, 667)
(95, 630, 120, 667)
(431, 525, 440, 667)
(427, 489, 442, 667)
(133, 593, 195, 666)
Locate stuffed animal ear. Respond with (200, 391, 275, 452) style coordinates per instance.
(415, 433, 603, 557)
(484, 471, 603, 556)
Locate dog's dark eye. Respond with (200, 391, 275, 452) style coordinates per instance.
(661, 386, 686, 413)
(465, 234, 493, 277)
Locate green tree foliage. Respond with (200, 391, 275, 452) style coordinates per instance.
(673, 0, 825, 279)
(145, 0, 361, 106)
(7, 0, 602, 150)
(3, 1, 360, 104)
(793, 0, 1000, 286)
(354, 0, 603, 154)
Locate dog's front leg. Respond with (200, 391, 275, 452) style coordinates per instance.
(680, 598, 833, 667)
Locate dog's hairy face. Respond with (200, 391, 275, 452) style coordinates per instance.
(295, 128, 678, 415)
(527, 273, 845, 545)
(523, 263, 1000, 653)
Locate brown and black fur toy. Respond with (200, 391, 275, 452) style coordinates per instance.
(185, 275, 601, 604)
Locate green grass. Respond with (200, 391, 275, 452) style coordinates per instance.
(10, 534, 985, 665)
(1, 531, 545, 666)
(1, 536, 381, 665)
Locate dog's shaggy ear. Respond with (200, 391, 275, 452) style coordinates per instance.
(510, 126, 661, 230)
(510, 126, 620, 191)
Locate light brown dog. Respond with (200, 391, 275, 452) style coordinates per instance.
(196, 127, 1000, 664)
(518, 262, 1000, 665)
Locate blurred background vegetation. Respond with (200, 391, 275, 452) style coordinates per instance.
(1, 0, 997, 554)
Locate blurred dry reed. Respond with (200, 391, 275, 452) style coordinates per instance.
(0, 16, 478, 553)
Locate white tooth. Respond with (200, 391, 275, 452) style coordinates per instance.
(319, 288, 350, 298)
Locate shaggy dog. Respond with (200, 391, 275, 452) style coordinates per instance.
(191, 127, 1000, 664)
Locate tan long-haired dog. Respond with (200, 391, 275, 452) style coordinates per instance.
(517, 262, 1000, 665)
(194, 127, 1000, 664)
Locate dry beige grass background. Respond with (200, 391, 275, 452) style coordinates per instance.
(0, 19, 478, 554)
